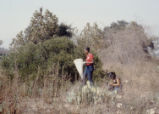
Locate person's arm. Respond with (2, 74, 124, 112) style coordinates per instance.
(110, 79, 120, 87)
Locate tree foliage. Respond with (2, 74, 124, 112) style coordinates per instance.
(110, 20, 128, 30)
(11, 8, 72, 48)
(77, 23, 105, 51)
(2, 37, 104, 81)
(1, 8, 105, 82)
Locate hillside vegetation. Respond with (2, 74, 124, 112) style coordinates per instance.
(0, 8, 159, 114)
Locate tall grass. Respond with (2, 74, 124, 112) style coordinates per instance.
(0, 66, 72, 114)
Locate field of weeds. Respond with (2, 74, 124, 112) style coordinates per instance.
(0, 9, 159, 114)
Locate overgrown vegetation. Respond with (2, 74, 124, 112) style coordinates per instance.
(1, 8, 159, 114)
(0, 8, 104, 82)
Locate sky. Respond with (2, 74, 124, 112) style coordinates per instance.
(0, 0, 159, 48)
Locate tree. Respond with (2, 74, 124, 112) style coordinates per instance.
(77, 23, 104, 51)
(24, 8, 58, 44)
(57, 23, 72, 37)
(2, 37, 105, 81)
(11, 31, 25, 49)
(110, 20, 128, 30)
(11, 8, 72, 48)
(0, 40, 3, 46)
(3, 8, 105, 82)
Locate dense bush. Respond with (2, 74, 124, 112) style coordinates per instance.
(0, 8, 105, 82)
(1, 37, 104, 81)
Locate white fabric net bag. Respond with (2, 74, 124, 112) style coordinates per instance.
(73, 58, 84, 79)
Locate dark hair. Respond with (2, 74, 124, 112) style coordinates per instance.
(108, 72, 116, 79)
(86, 47, 90, 52)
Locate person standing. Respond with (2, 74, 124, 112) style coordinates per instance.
(83, 47, 94, 85)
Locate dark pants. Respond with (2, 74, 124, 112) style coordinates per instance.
(83, 65, 94, 85)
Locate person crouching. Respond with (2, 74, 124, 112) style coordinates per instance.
(108, 72, 121, 93)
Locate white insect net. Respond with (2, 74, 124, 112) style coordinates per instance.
(73, 58, 84, 79)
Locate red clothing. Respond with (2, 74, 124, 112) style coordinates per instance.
(86, 53, 94, 66)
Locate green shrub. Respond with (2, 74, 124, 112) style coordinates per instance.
(1, 37, 104, 82)
(1, 8, 105, 82)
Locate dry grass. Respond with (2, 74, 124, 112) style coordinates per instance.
(97, 22, 159, 107)
(95, 22, 159, 113)
(103, 61, 159, 103)
(0, 67, 73, 114)
(0, 63, 159, 113)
